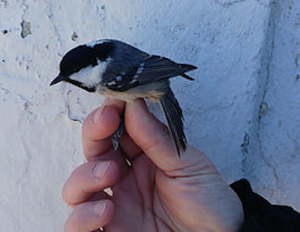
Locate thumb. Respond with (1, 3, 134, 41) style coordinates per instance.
(125, 99, 215, 174)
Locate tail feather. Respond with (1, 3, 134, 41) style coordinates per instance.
(160, 86, 187, 157)
(181, 73, 195, 81)
(179, 63, 197, 72)
(179, 63, 197, 80)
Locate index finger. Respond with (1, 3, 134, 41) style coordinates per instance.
(82, 99, 125, 160)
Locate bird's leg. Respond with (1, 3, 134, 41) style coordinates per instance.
(112, 106, 125, 150)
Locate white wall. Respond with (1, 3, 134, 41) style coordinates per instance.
(0, 0, 299, 231)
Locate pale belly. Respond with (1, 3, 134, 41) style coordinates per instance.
(96, 83, 165, 102)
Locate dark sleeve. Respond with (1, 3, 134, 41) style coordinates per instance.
(230, 179, 300, 232)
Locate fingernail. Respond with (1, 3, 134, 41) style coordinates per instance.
(93, 161, 111, 179)
(92, 107, 104, 124)
(93, 201, 107, 216)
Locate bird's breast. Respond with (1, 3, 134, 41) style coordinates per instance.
(96, 85, 163, 102)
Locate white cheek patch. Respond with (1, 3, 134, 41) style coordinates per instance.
(69, 58, 111, 88)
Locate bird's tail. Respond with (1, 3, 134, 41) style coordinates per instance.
(179, 63, 197, 81)
(160, 85, 187, 157)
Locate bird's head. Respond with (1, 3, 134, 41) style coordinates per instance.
(50, 40, 114, 92)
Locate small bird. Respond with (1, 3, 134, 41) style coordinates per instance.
(50, 39, 197, 156)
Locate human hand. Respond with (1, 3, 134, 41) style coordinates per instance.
(62, 98, 244, 232)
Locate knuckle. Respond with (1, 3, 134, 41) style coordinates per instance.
(65, 202, 109, 232)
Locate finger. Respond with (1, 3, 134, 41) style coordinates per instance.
(118, 134, 143, 161)
(86, 148, 129, 181)
(87, 191, 111, 204)
(64, 200, 114, 232)
(82, 99, 125, 161)
(62, 160, 119, 206)
(125, 99, 185, 171)
(126, 99, 219, 176)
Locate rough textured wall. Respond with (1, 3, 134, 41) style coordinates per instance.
(249, 0, 300, 211)
(0, 0, 299, 231)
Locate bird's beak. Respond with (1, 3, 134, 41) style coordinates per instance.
(50, 75, 66, 86)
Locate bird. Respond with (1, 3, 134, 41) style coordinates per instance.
(50, 39, 197, 156)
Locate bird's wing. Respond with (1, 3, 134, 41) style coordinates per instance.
(136, 55, 196, 85)
(103, 55, 196, 92)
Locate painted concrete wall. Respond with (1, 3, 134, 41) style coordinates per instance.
(0, 0, 299, 231)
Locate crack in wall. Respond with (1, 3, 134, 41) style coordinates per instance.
(19, 0, 33, 39)
(254, 0, 271, 7)
(0, 86, 29, 103)
(257, 0, 280, 187)
(46, 2, 63, 55)
(214, 0, 247, 7)
(0, 86, 41, 122)
(64, 90, 85, 124)
(246, 0, 280, 191)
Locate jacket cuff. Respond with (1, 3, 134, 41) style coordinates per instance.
(230, 179, 300, 232)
